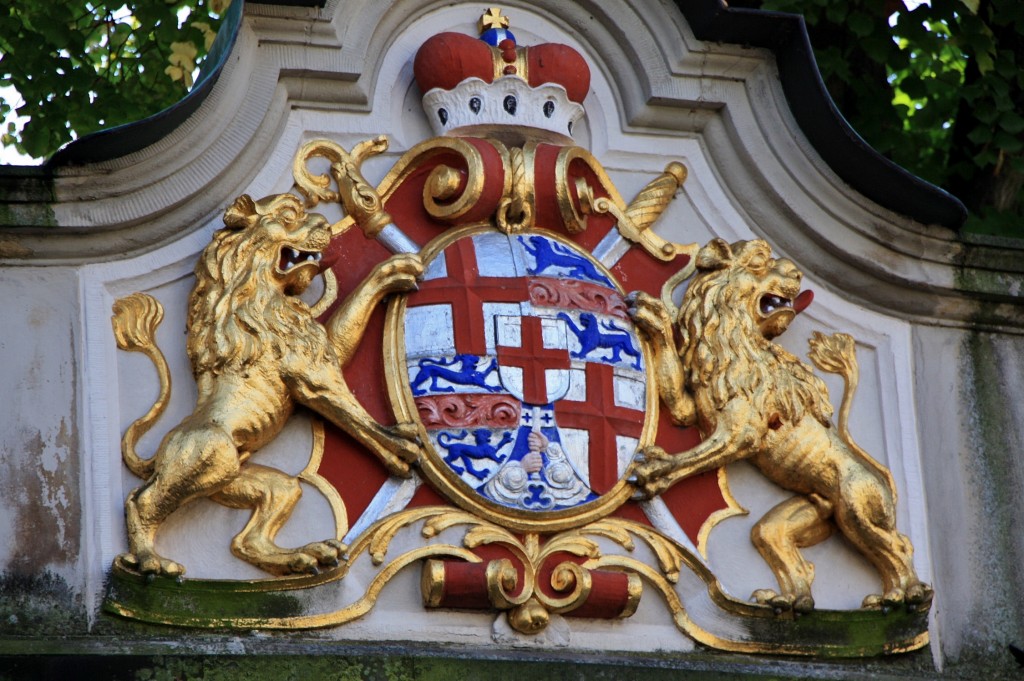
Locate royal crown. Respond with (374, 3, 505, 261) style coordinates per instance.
(414, 8, 591, 141)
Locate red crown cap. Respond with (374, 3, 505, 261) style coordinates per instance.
(414, 32, 590, 104)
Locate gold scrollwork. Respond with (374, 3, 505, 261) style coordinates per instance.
(291, 136, 494, 314)
(294, 136, 493, 235)
(298, 419, 348, 542)
(553, 145, 592, 233)
(417, 513, 638, 634)
(412, 511, 775, 637)
(696, 467, 748, 559)
(293, 136, 393, 238)
(554, 146, 697, 262)
(423, 164, 463, 207)
(495, 143, 536, 233)
(106, 504, 928, 655)
(389, 137, 489, 223)
(486, 557, 526, 610)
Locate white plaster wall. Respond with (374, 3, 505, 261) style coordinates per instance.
(0, 268, 87, 611)
(2, 0, 1020, 668)
(62, 1, 927, 611)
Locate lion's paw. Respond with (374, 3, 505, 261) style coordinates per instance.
(265, 541, 347, 576)
(751, 588, 786, 609)
(862, 582, 932, 612)
(298, 539, 347, 568)
(752, 589, 814, 615)
(375, 254, 424, 293)
(387, 422, 423, 464)
(626, 291, 673, 339)
(629, 446, 676, 498)
(862, 588, 908, 611)
(905, 582, 934, 610)
(286, 553, 322, 575)
(119, 551, 185, 579)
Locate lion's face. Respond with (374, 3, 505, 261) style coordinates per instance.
(695, 239, 808, 340)
(223, 193, 331, 296)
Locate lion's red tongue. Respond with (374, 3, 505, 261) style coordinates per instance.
(794, 289, 814, 314)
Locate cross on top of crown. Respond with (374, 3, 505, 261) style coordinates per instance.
(478, 7, 510, 33)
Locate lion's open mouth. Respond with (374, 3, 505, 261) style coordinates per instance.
(760, 290, 813, 317)
(760, 294, 793, 316)
(280, 246, 322, 272)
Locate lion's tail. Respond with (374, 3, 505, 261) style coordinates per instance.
(111, 293, 171, 480)
(808, 331, 897, 498)
(437, 430, 468, 448)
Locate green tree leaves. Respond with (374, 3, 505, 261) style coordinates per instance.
(762, 0, 1024, 237)
(1, 1, 227, 159)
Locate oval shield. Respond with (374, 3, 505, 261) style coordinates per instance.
(388, 227, 654, 530)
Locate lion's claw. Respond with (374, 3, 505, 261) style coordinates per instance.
(629, 447, 676, 498)
(627, 291, 674, 340)
(120, 551, 185, 579)
(388, 422, 424, 465)
(751, 589, 814, 615)
(862, 582, 933, 612)
(375, 254, 424, 294)
(905, 582, 933, 609)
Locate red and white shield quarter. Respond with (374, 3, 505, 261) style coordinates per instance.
(400, 229, 648, 511)
(494, 314, 571, 405)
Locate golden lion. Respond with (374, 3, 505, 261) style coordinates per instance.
(112, 193, 423, 578)
(628, 238, 931, 612)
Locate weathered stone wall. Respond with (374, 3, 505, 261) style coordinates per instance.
(0, 267, 89, 636)
(914, 323, 1024, 674)
(0, 1, 1022, 678)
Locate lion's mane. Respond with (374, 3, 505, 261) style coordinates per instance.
(186, 225, 328, 375)
(678, 268, 832, 427)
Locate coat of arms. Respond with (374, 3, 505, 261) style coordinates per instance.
(105, 8, 931, 656)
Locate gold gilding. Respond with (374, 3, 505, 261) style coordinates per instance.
(112, 193, 424, 578)
(106, 118, 931, 656)
(479, 7, 510, 33)
(628, 238, 931, 614)
(621, 573, 643, 618)
(495, 143, 536, 233)
(696, 467, 748, 559)
(106, 504, 927, 655)
(424, 164, 463, 205)
(296, 136, 491, 313)
(420, 559, 447, 607)
(416, 515, 655, 635)
(554, 148, 696, 261)
(395, 137, 489, 223)
(294, 136, 393, 238)
(298, 419, 348, 542)
(307, 268, 338, 319)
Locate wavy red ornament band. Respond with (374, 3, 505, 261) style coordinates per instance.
(528, 277, 629, 319)
(416, 393, 521, 429)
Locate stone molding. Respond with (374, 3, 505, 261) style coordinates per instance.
(0, 0, 1019, 331)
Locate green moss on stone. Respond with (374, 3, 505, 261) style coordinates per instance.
(0, 168, 56, 230)
(0, 571, 87, 637)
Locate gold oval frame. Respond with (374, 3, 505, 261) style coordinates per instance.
(384, 224, 657, 533)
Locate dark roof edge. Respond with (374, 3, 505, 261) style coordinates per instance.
(677, 0, 967, 230)
(47, 0, 245, 168)
(36, 0, 966, 228)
